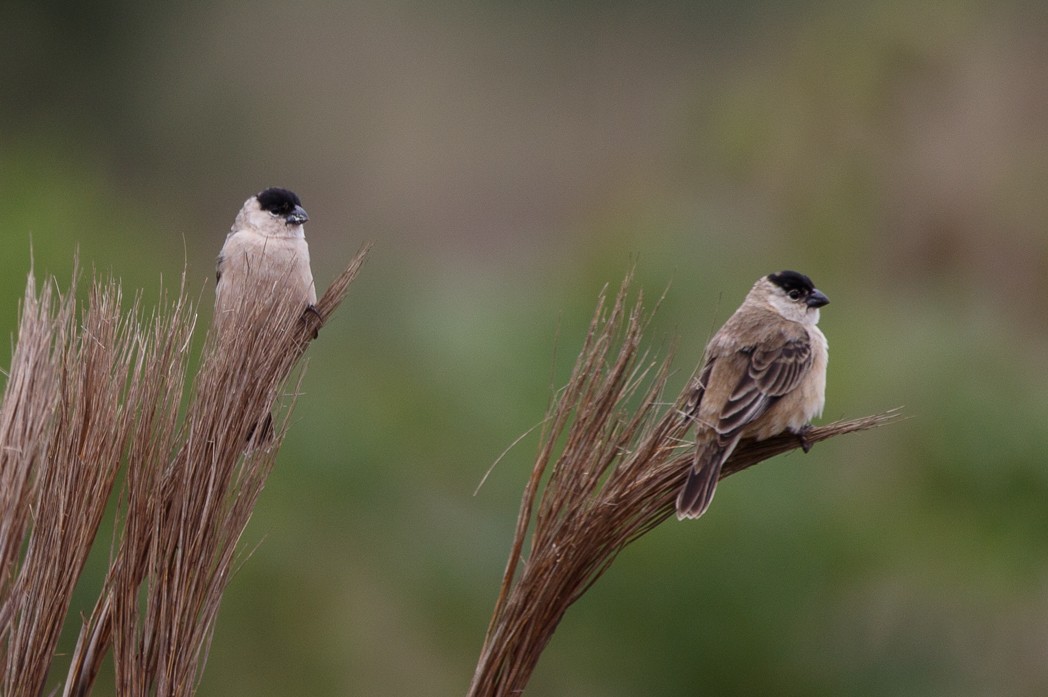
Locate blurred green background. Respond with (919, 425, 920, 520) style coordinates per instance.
(4, 0, 1048, 694)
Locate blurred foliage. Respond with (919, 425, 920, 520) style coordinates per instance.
(3, 0, 1048, 695)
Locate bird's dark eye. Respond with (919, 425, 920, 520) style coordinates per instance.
(787, 289, 802, 300)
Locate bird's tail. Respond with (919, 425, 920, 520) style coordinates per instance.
(676, 439, 732, 520)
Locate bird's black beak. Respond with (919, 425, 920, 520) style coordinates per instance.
(285, 205, 309, 225)
(806, 289, 830, 308)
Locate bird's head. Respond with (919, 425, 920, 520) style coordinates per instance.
(234, 187, 309, 237)
(755, 270, 829, 324)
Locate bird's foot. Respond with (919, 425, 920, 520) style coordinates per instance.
(794, 424, 814, 453)
(301, 304, 322, 339)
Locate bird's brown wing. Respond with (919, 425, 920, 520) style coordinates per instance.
(682, 359, 714, 421)
(716, 332, 813, 438)
(678, 323, 813, 520)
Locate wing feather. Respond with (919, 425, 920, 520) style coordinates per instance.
(683, 359, 714, 420)
(714, 335, 812, 438)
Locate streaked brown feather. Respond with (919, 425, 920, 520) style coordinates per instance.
(676, 435, 737, 519)
(683, 360, 713, 420)
(706, 323, 813, 440)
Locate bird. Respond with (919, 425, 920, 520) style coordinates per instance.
(676, 270, 830, 520)
(214, 187, 317, 330)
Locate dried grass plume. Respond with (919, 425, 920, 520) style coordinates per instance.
(468, 271, 899, 697)
(0, 243, 370, 697)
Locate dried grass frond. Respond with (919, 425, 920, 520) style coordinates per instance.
(0, 269, 68, 614)
(0, 242, 369, 697)
(468, 272, 900, 697)
(0, 271, 168, 697)
(63, 243, 371, 697)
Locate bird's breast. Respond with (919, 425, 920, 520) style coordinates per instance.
(215, 231, 316, 319)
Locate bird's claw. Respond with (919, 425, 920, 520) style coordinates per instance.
(795, 424, 814, 453)
(302, 304, 322, 339)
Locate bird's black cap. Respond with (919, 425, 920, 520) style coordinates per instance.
(769, 270, 829, 307)
(256, 187, 303, 216)
(767, 270, 815, 293)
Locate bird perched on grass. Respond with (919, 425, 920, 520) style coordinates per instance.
(215, 187, 317, 330)
(676, 271, 829, 520)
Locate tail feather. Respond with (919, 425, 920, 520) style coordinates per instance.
(676, 445, 725, 519)
(677, 431, 744, 519)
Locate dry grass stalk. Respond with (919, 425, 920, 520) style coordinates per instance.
(0, 272, 169, 697)
(468, 273, 899, 697)
(0, 270, 68, 616)
(62, 243, 371, 697)
(0, 243, 368, 697)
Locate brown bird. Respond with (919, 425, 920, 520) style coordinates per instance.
(676, 271, 829, 519)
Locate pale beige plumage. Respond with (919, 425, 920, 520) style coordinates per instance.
(676, 271, 829, 520)
(215, 188, 316, 331)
